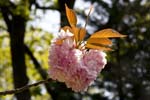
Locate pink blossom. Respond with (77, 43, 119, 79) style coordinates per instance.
(48, 30, 107, 92)
(82, 50, 107, 76)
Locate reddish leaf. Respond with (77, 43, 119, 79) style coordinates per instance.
(78, 28, 86, 41)
(91, 28, 126, 38)
(87, 38, 112, 45)
(65, 4, 77, 27)
(72, 27, 86, 42)
(72, 26, 79, 42)
(86, 43, 112, 51)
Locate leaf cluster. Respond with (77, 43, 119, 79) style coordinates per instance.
(59, 4, 126, 51)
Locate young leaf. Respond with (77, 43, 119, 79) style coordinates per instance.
(72, 27, 86, 42)
(90, 28, 126, 38)
(87, 38, 112, 45)
(72, 26, 79, 42)
(86, 43, 112, 51)
(65, 4, 77, 27)
(78, 28, 86, 41)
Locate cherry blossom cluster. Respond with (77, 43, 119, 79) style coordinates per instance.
(48, 30, 107, 92)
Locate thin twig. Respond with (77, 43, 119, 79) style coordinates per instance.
(0, 78, 51, 95)
(84, 5, 93, 29)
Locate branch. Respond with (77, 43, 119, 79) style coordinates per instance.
(35, 2, 57, 10)
(24, 45, 48, 79)
(24, 45, 58, 99)
(0, 78, 51, 95)
(0, 0, 16, 33)
(0, 7, 12, 33)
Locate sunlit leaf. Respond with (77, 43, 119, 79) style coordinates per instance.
(78, 28, 86, 41)
(87, 38, 112, 45)
(65, 4, 77, 27)
(72, 27, 86, 42)
(72, 26, 79, 42)
(91, 28, 126, 38)
(86, 43, 112, 51)
(64, 5, 127, 51)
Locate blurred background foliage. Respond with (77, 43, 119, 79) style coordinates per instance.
(0, 0, 150, 100)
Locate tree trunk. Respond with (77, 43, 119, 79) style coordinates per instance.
(10, 15, 31, 100)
